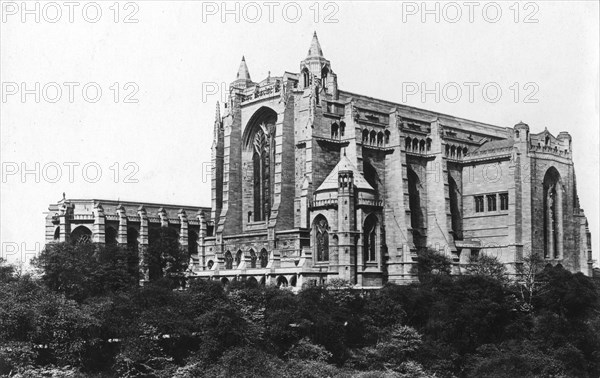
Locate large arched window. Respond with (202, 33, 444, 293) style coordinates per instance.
(70, 226, 91, 245)
(408, 168, 425, 247)
(224, 251, 233, 269)
(543, 168, 563, 259)
(364, 214, 378, 262)
(244, 108, 277, 223)
(314, 216, 329, 262)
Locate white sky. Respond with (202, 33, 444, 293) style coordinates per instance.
(1, 1, 598, 265)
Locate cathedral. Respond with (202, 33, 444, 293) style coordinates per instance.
(45, 33, 593, 287)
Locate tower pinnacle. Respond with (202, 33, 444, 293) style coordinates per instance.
(307, 31, 324, 58)
(236, 55, 251, 81)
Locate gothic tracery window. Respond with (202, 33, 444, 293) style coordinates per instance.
(315, 217, 329, 262)
(252, 124, 273, 221)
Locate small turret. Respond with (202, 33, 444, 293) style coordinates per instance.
(513, 121, 529, 140)
(300, 32, 336, 98)
(557, 131, 572, 151)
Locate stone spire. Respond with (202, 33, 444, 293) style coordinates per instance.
(232, 56, 254, 89)
(307, 31, 324, 58)
(236, 56, 251, 81)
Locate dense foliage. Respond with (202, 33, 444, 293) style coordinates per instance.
(1, 245, 599, 377)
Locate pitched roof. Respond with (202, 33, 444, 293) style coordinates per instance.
(470, 138, 514, 154)
(316, 155, 374, 192)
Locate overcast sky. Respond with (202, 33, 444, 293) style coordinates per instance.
(1, 1, 598, 264)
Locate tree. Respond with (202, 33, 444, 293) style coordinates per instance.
(515, 252, 546, 312)
(413, 248, 452, 282)
(33, 242, 137, 301)
(466, 254, 508, 283)
(146, 227, 188, 285)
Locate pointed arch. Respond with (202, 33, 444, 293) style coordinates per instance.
(224, 251, 233, 269)
(384, 130, 390, 144)
(235, 249, 243, 267)
(362, 129, 369, 144)
(340, 121, 346, 137)
(302, 67, 310, 88)
(249, 249, 257, 268)
(259, 248, 268, 268)
(277, 276, 288, 287)
(370, 130, 377, 145)
(377, 131, 384, 146)
(331, 122, 339, 139)
(243, 107, 277, 222)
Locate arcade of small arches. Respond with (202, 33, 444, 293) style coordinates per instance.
(329, 121, 346, 139)
(404, 136, 432, 154)
(444, 143, 469, 159)
(217, 248, 270, 270)
(214, 274, 298, 288)
(53, 224, 200, 258)
(360, 128, 391, 147)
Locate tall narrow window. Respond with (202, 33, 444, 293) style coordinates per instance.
(364, 214, 378, 262)
(408, 169, 425, 247)
(487, 194, 497, 211)
(543, 168, 562, 259)
(235, 250, 242, 267)
(314, 216, 329, 262)
(474, 196, 484, 213)
(250, 249, 257, 268)
(224, 251, 233, 269)
(499, 193, 509, 210)
(259, 248, 268, 268)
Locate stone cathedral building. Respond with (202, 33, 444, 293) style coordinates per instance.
(45, 33, 593, 287)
